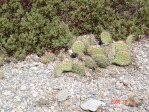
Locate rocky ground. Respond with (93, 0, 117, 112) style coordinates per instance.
(0, 39, 149, 112)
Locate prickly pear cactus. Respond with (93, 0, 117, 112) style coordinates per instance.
(103, 44, 115, 63)
(72, 40, 85, 54)
(45, 53, 55, 62)
(100, 31, 112, 44)
(40, 52, 55, 64)
(112, 41, 128, 51)
(126, 35, 133, 46)
(87, 46, 105, 56)
(92, 54, 110, 68)
(0, 56, 4, 66)
(72, 61, 85, 76)
(88, 34, 98, 45)
(0, 69, 4, 79)
(0, 53, 5, 66)
(62, 58, 73, 71)
(113, 51, 131, 66)
(54, 63, 64, 76)
(40, 56, 49, 64)
(81, 56, 97, 69)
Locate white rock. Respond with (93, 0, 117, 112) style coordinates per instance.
(32, 90, 38, 97)
(3, 90, 11, 96)
(20, 85, 27, 91)
(80, 98, 106, 111)
(56, 89, 70, 102)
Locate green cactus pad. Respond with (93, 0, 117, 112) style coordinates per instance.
(0, 69, 4, 79)
(82, 56, 97, 69)
(87, 46, 105, 56)
(126, 35, 133, 46)
(72, 40, 85, 54)
(62, 58, 73, 71)
(113, 51, 131, 66)
(72, 61, 85, 76)
(103, 44, 115, 62)
(54, 63, 64, 76)
(40, 56, 49, 64)
(92, 54, 110, 68)
(45, 52, 55, 62)
(100, 31, 112, 44)
(88, 34, 98, 45)
(40, 53, 55, 64)
(112, 41, 128, 51)
(0, 56, 4, 66)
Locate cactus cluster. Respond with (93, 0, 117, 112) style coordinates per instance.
(54, 58, 85, 76)
(54, 31, 132, 76)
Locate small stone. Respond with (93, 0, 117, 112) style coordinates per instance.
(80, 98, 106, 111)
(20, 85, 27, 91)
(144, 44, 149, 48)
(56, 89, 70, 102)
(3, 90, 11, 96)
(32, 90, 38, 97)
(0, 109, 5, 112)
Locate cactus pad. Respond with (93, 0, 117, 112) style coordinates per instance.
(87, 46, 105, 56)
(126, 35, 133, 46)
(72, 61, 85, 76)
(113, 51, 131, 66)
(54, 63, 64, 76)
(92, 54, 110, 68)
(81, 56, 97, 69)
(62, 58, 73, 71)
(103, 44, 115, 62)
(100, 31, 112, 44)
(0, 56, 4, 66)
(112, 41, 128, 51)
(45, 52, 55, 62)
(40, 56, 49, 64)
(40, 52, 55, 64)
(0, 69, 4, 79)
(72, 40, 85, 54)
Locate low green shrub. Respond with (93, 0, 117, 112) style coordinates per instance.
(0, 0, 74, 59)
(61, 0, 148, 40)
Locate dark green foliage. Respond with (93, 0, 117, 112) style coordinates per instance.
(0, 0, 148, 60)
(61, 0, 148, 40)
(0, 0, 74, 59)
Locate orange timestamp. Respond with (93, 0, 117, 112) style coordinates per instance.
(111, 99, 135, 105)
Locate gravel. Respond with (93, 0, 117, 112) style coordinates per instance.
(0, 39, 149, 112)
